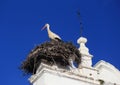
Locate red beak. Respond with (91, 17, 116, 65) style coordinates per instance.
(41, 25, 46, 31)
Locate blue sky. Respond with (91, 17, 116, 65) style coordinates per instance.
(0, 0, 120, 85)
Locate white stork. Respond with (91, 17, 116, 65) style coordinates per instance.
(41, 23, 61, 41)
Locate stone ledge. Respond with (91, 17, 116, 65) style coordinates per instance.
(29, 63, 100, 85)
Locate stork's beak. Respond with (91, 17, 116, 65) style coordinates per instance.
(41, 25, 46, 31)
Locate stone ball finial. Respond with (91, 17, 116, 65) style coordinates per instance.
(77, 37, 87, 44)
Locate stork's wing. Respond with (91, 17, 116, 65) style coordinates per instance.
(52, 32, 61, 40)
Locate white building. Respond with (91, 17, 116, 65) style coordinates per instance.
(29, 36, 120, 85)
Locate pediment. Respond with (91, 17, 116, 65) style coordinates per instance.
(94, 60, 120, 84)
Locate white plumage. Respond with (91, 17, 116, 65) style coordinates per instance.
(41, 23, 61, 41)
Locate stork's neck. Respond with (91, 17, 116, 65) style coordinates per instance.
(46, 26, 51, 32)
(46, 26, 52, 36)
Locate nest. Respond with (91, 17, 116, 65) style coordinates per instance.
(20, 40, 81, 74)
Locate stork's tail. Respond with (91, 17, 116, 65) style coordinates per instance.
(55, 38, 62, 42)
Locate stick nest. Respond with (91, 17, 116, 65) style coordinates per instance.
(20, 40, 81, 74)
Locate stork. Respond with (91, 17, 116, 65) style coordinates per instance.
(41, 23, 61, 41)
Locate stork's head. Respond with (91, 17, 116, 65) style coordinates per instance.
(41, 23, 50, 30)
